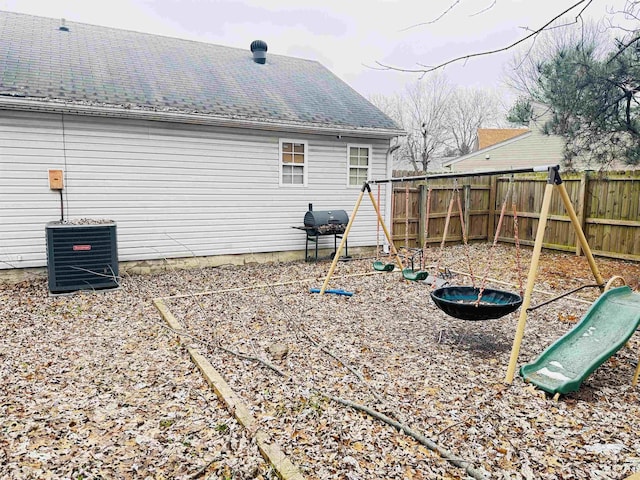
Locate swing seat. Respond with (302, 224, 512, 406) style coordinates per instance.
(402, 268, 429, 282)
(309, 288, 353, 296)
(430, 286, 522, 320)
(373, 261, 395, 272)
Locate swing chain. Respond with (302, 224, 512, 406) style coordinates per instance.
(513, 201, 524, 297)
(432, 179, 476, 290)
(376, 183, 381, 260)
(404, 183, 410, 250)
(421, 185, 432, 271)
(431, 183, 456, 290)
(457, 184, 476, 288)
(475, 175, 515, 306)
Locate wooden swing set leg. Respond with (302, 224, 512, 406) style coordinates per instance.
(319, 183, 403, 295)
(556, 182, 605, 287)
(505, 182, 554, 383)
(505, 178, 606, 384)
(319, 188, 365, 295)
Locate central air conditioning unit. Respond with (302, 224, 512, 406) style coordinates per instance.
(45, 221, 119, 294)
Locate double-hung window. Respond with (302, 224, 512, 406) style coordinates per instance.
(280, 140, 307, 186)
(348, 144, 371, 187)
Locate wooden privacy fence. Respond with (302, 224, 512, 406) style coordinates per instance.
(390, 170, 640, 262)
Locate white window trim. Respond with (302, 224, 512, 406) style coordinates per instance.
(279, 139, 308, 187)
(346, 143, 372, 188)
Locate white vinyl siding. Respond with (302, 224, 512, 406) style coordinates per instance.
(279, 139, 307, 186)
(0, 110, 391, 269)
(445, 132, 565, 172)
(347, 144, 371, 187)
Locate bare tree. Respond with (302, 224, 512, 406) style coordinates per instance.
(502, 18, 610, 97)
(371, 78, 506, 169)
(371, 74, 453, 171)
(406, 74, 454, 171)
(368, 92, 405, 126)
(446, 87, 504, 156)
(605, 0, 640, 37)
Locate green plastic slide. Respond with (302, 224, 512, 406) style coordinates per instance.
(520, 286, 640, 395)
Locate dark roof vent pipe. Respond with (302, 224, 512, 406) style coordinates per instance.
(59, 18, 69, 32)
(250, 40, 267, 64)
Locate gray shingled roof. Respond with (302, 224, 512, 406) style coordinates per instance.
(0, 11, 401, 135)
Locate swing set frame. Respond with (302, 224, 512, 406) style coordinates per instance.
(318, 164, 607, 383)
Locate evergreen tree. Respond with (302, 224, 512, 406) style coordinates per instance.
(512, 37, 639, 167)
(506, 98, 533, 126)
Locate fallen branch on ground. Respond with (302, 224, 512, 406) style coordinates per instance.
(153, 298, 288, 377)
(267, 284, 397, 415)
(317, 391, 488, 480)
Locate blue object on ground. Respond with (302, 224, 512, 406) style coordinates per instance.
(309, 288, 354, 296)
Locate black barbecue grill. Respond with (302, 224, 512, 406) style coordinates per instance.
(294, 204, 349, 261)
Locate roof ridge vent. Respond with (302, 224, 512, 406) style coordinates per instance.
(59, 18, 69, 32)
(250, 40, 267, 64)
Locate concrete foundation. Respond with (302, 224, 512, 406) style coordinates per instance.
(0, 247, 371, 285)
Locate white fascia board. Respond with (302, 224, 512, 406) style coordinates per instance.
(0, 97, 405, 140)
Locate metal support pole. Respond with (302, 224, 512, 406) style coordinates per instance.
(369, 165, 559, 185)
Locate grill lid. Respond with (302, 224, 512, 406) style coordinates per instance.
(303, 208, 349, 235)
(304, 210, 349, 227)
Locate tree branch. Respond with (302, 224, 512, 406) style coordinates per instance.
(317, 391, 488, 480)
(152, 298, 288, 377)
(608, 34, 640, 63)
(375, 0, 593, 75)
(470, 0, 496, 18)
(400, 0, 461, 31)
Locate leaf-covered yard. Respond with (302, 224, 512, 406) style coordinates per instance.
(2, 245, 639, 479)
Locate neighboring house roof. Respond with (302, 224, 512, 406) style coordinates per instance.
(0, 11, 402, 137)
(443, 103, 565, 171)
(477, 128, 529, 149)
(442, 130, 567, 172)
(444, 101, 637, 172)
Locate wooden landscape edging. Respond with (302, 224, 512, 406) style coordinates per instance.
(391, 169, 640, 261)
(153, 298, 306, 480)
(156, 277, 491, 479)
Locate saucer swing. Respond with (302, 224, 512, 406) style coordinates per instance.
(429, 177, 524, 321)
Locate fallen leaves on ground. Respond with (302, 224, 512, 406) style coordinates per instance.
(1, 244, 639, 479)
(0, 279, 275, 479)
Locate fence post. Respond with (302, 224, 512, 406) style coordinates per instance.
(418, 183, 427, 249)
(488, 175, 497, 242)
(575, 171, 588, 256)
(463, 183, 471, 234)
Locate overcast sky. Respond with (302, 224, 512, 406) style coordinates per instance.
(0, 0, 631, 98)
